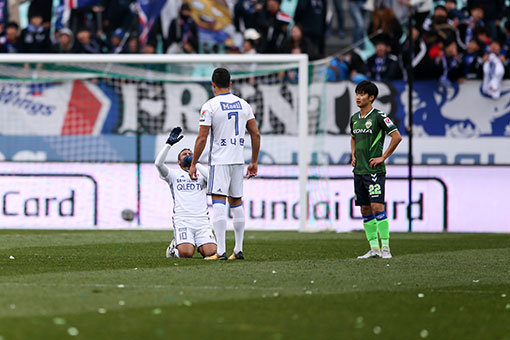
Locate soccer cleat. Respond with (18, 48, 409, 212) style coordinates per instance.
(204, 252, 228, 260)
(228, 251, 245, 260)
(166, 238, 177, 258)
(357, 248, 382, 259)
(381, 247, 392, 259)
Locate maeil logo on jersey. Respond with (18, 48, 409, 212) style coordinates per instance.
(220, 101, 242, 111)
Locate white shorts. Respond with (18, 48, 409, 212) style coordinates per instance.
(173, 220, 216, 247)
(208, 164, 244, 198)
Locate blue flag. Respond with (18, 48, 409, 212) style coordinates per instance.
(134, 0, 167, 45)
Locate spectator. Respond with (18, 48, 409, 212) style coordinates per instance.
(75, 27, 108, 53)
(436, 40, 466, 85)
(462, 38, 484, 79)
(242, 28, 260, 54)
(110, 28, 129, 53)
(348, 0, 365, 47)
(234, 0, 263, 32)
(467, 0, 505, 40)
(422, 5, 456, 45)
(255, 0, 290, 54)
(28, 0, 52, 28)
(444, 0, 465, 26)
(327, 51, 368, 83)
(19, 12, 51, 53)
(102, 0, 134, 38)
(127, 36, 138, 53)
(331, 0, 345, 37)
(481, 40, 506, 98)
(503, 21, 510, 55)
(0, 21, 20, 53)
(458, 4, 484, 49)
(166, 3, 199, 54)
(366, 40, 401, 81)
(402, 27, 439, 80)
(294, 0, 327, 57)
(52, 28, 78, 53)
(368, 6, 402, 54)
(282, 24, 319, 60)
(474, 26, 491, 52)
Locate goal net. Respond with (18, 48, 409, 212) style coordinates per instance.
(0, 54, 334, 231)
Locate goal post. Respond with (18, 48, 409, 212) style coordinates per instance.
(0, 53, 321, 231)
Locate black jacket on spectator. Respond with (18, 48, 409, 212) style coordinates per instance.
(234, 0, 263, 32)
(19, 25, 51, 53)
(366, 53, 402, 81)
(294, 0, 327, 56)
(255, 10, 289, 54)
(166, 16, 199, 53)
(436, 54, 466, 83)
(462, 51, 484, 79)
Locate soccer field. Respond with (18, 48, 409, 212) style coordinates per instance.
(0, 230, 509, 339)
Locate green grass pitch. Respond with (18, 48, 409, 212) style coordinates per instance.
(1, 230, 509, 339)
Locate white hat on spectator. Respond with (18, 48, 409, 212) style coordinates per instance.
(244, 28, 261, 41)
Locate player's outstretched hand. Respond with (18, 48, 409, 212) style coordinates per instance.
(369, 157, 385, 169)
(189, 164, 198, 180)
(166, 127, 184, 145)
(246, 162, 258, 179)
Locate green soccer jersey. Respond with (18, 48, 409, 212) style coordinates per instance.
(350, 108, 398, 175)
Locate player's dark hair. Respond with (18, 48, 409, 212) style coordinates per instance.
(212, 68, 231, 88)
(177, 148, 191, 162)
(355, 80, 379, 101)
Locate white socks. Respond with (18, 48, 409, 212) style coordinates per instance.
(212, 202, 227, 255)
(231, 204, 245, 254)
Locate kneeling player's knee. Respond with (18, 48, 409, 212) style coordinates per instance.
(179, 250, 194, 258)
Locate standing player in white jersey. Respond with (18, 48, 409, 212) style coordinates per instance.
(155, 127, 217, 259)
(189, 67, 260, 260)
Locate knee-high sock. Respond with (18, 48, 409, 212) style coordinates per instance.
(363, 214, 380, 249)
(212, 201, 227, 255)
(376, 211, 390, 248)
(231, 203, 245, 254)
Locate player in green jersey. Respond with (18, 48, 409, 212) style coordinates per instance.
(350, 80, 402, 259)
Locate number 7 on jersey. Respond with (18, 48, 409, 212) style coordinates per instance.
(228, 111, 239, 136)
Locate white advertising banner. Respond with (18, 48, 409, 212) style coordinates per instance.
(0, 162, 507, 233)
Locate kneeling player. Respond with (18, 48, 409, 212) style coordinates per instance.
(155, 127, 217, 258)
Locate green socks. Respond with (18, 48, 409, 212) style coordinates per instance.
(376, 212, 390, 248)
(362, 215, 380, 249)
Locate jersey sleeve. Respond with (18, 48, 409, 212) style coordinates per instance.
(378, 112, 398, 134)
(245, 101, 255, 121)
(199, 101, 212, 126)
(350, 115, 354, 137)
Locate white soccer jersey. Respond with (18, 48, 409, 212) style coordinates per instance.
(199, 92, 255, 166)
(161, 167, 209, 227)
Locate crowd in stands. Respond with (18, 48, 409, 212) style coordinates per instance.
(0, 0, 509, 94)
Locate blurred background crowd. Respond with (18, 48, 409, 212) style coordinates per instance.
(0, 0, 509, 89)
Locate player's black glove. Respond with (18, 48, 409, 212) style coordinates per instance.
(166, 127, 184, 145)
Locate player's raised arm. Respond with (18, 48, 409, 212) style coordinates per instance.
(190, 125, 210, 180)
(246, 118, 260, 179)
(155, 127, 184, 178)
(196, 163, 209, 182)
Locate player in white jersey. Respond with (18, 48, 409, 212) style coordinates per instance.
(189, 67, 260, 260)
(155, 127, 217, 259)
